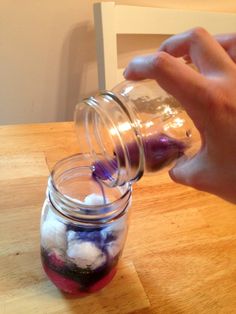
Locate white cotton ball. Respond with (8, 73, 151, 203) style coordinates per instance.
(67, 230, 77, 242)
(41, 214, 67, 251)
(106, 241, 122, 258)
(83, 193, 107, 205)
(67, 240, 106, 270)
(104, 219, 127, 258)
(105, 216, 126, 236)
(48, 248, 66, 265)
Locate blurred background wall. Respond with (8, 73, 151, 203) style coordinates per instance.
(1, 0, 236, 124)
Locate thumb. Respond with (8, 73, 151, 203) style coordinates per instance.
(169, 151, 236, 203)
(169, 152, 208, 191)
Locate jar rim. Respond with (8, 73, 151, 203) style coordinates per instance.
(74, 92, 144, 187)
(48, 153, 132, 222)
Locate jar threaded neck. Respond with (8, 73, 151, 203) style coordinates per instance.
(48, 154, 132, 225)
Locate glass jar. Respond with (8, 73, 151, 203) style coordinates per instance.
(40, 154, 131, 296)
(74, 79, 199, 187)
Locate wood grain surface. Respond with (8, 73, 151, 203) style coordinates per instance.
(0, 122, 236, 314)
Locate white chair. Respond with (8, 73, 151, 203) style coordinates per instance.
(93, 2, 236, 90)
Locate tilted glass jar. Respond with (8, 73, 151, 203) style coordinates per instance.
(40, 154, 131, 296)
(74, 79, 199, 187)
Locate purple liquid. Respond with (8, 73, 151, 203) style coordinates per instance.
(144, 133, 186, 171)
(93, 158, 118, 181)
(93, 133, 187, 181)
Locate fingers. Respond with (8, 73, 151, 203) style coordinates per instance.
(159, 28, 234, 75)
(214, 34, 236, 62)
(123, 54, 159, 81)
(124, 51, 208, 128)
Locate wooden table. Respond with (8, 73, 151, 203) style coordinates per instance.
(1, 122, 236, 314)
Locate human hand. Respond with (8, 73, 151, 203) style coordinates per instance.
(123, 28, 236, 203)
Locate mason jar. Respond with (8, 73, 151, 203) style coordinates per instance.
(40, 154, 131, 296)
(74, 79, 199, 187)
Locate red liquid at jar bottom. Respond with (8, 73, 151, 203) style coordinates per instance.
(41, 249, 118, 296)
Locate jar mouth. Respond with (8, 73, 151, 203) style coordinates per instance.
(74, 93, 144, 187)
(49, 154, 132, 223)
(83, 96, 122, 187)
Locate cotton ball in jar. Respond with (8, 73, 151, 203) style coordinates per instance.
(103, 218, 128, 258)
(67, 240, 107, 270)
(41, 210, 67, 251)
(83, 193, 108, 205)
(105, 241, 122, 258)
